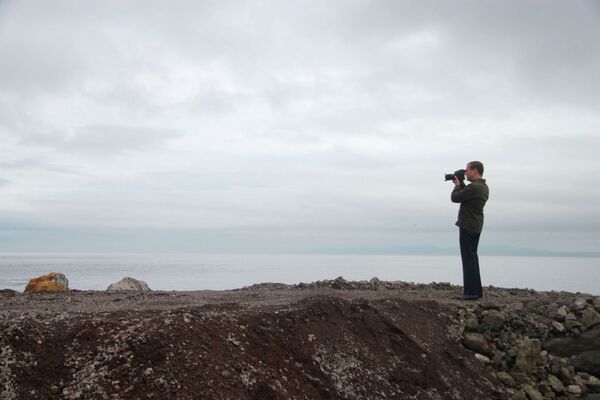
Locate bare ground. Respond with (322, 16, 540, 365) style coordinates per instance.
(0, 280, 592, 399)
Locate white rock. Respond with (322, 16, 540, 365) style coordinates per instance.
(106, 277, 151, 292)
(567, 384, 582, 394)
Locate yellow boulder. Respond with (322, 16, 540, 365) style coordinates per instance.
(25, 272, 69, 293)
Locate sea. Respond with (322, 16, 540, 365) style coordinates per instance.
(0, 253, 599, 295)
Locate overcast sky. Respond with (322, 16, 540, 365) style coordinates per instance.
(1, 0, 599, 254)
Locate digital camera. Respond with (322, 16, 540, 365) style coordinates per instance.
(444, 169, 466, 182)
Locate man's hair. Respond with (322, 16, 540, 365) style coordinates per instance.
(468, 161, 484, 176)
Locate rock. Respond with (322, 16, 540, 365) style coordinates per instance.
(571, 351, 600, 376)
(568, 384, 582, 395)
(496, 371, 517, 388)
(547, 374, 565, 393)
(560, 366, 574, 385)
(107, 277, 151, 292)
(514, 389, 528, 400)
(581, 308, 600, 329)
(462, 332, 492, 355)
(587, 375, 600, 393)
(544, 325, 600, 356)
(474, 353, 491, 364)
(557, 305, 570, 319)
(584, 394, 600, 400)
(369, 277, 381, 290)
(24, 272, 69, 293)
(514, 339, 542, 373)
(521, 384, 543, 400)
(552, 321, 566, 333)
(331, 276, 348, 289)
(573, 297, 589, 311)
(465, 316, 480, 331)
(0, 289, 18, 298)
(506, 302, 524, 312)
(481, 310, 506, 331)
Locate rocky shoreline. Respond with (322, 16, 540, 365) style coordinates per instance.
(1, 278, 600, 399)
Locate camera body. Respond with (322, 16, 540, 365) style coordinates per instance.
(444, 169, 466, 182)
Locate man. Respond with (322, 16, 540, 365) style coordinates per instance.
(450, 161, 489, 300)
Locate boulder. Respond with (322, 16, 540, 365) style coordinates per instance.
(0, 289, 18, 298)
(581, 308, 600, 329)
(481, 310, 506, 331)
(24, 272, 69, 293)
(521, 384, 543, 400)
(514, 339, 542, 373)
(106, 277, 151, 292)
(547, 374, 565, 393)
(557, 305, 570, 319)
(462, 332, 493, 355)
(496, 371, 516, 388)
(544, 325, 600, 356)
(573, 297, 589, 311)
(571, 351, 600, 377)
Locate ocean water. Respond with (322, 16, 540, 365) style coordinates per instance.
(0, 253, 598, 295)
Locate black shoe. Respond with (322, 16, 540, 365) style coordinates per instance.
(454, 294, 482, 301)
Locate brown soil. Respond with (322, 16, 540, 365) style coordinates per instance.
(0, 282, 553, 399)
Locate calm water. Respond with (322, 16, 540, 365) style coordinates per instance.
(0, 253, 598, 295)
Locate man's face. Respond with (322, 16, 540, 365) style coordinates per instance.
(465, 164, 475, 181)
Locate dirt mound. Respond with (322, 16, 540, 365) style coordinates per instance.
(1, 295, 505, 400)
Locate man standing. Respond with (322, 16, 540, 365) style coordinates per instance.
(451, 161, 489, 300)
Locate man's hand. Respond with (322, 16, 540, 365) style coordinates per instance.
(453, 177, 462, 187)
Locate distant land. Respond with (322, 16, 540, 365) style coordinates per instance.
(314, 245, 600, 257)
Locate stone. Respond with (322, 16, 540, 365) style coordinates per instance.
(521, 384, 543, 400)
(514, 389, 528, 400)
(496, 371, 517, 388)
(331, 276, 348, 289)
(571, 351, 600, 377)
(573, 297, 589, 311)
(552, 321, 566, 333)
(481, 310, 506, 331)
(474, 353, 491, 364)
(506, 302, 524, 312)
(547, 374, 565, 393)
(584, 394, 600, 400)
(368, 277, 381, 290)
(107, 277, 151, 292)
(568, 384, 582, 395)
(462, 332, 492, 355)
(544, 325, 600, 357)
(560, 366, 574, 385)
(587, 375, 600, 393)
(581, 308, 600, 329)
(24, 272, 69, 293)
(514, 339, 542, 373)
(0, 289, 18, 298)
(465, 317, 480, 331)
(557, 305, 570, 319)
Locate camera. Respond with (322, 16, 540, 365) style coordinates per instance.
(444, 169, 466, 182)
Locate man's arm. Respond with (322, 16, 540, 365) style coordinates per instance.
(451, 178, 475, 203)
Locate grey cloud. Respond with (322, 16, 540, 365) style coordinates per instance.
(19, 125, 182, 156)
(1, 0, 599, 253)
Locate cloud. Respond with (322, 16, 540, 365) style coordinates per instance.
(19, 124, 182, 156)
(0, 0, 599, 253)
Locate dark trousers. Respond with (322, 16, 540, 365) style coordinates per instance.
(459, 228, 483, 297)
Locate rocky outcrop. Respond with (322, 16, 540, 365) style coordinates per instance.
(456, 293, 600, 399)
(24, 272, 69, 293)
(106, 277, 151, 292)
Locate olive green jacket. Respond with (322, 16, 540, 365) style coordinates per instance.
(451, 179, 489, 233)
